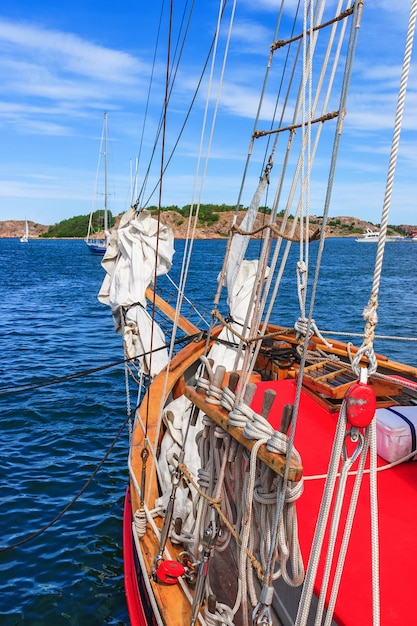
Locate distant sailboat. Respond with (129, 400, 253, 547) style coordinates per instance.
(20, 218, 29, 243)
(85, 112, 110, 255)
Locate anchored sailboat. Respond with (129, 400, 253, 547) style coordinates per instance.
(86, 112, 111, 255)
(20, 218, 29, 243)
(99, 2, 417, 625)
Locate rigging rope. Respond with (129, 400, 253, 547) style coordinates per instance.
(0, 332, 202, 397)
(291, 1, 367, 623)
(351, 0, 417, 377)
(148, 0, 238, 501)
(135, 1, 196, 209)
(132, 0, 165, 206)
(144, 0, 175, 449)
(137, 1, 226, 211)
(172, 0, 236, 341)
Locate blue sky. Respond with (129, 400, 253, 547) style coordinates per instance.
(0, 1, 415, 227)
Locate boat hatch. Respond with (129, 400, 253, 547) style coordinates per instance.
(299, 360, 402, 408)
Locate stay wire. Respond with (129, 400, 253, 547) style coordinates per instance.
(136, 0, 196, 208)
(144, 0, 174, 437)
(140, 2, 227, 210)
(0, 331, 203, 397)
(132, 0, 165, 203)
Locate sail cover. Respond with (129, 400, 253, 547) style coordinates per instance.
(208, 259, 259, 370)
(98, 208, 174, 377)
(210, 174, 269, 369)
(225, 172, 268, 300)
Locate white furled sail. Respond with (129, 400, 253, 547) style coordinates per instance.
(209, 259, 260, 370)
(98, 208, 174, 377)
(224, 173, 269, 302)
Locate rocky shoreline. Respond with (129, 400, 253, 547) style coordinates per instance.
(0, 220, 50, 238)
(1, 214, 415, 240)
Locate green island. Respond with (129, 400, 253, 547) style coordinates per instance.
(40, 204, 410, 239)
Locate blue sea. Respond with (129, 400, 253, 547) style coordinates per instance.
(0, 236, 416, 625)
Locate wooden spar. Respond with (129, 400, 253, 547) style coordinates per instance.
(145, 286, 199, 336)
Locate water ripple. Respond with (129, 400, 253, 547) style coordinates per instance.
(0, 237, 416, 625)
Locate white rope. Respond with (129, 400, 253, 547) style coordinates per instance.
(321, 330, 417, 342)
(124, 356, 133, 445)
(203, 601, 235, 626)
(232, 0, 350, 398)
(295, 400, 347, 626)
(296, 376, 381, 626)
(296, 260, 308, 324)
(195, 357, 213, 394)
(292, 7, 371, 620)
(196, 356, 225, 411)
(206, 384, 223, 406)
(316, 425, 369, 626)
(133, 508, 147, 538)
(165, 273, 210, 328)
(148, 1, 238, 501)
(242, 411, 274, 440)
(266, 430, 292, 457)
(304, 447, 417, 481)
(299, 0, 314, 305)
(240, 406, 305, 589)
(193, 422, 242, 621)
(294, 315, 333, 350)
(373, 370, 417, 392)
(171, 0, 237, 340)
(369, 417, 381, 626)
(129, 491, 204, 624)
(220, 385, 235, 413)
(228, 400, 254, 428)
(190, 391, 306, 624)
(239, 438, 265, 626)
(258, 0, 350, 348)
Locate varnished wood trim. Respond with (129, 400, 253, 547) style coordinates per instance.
(184, 386, 303, 482)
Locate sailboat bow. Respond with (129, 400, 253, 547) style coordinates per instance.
(98, 2, 417, 625)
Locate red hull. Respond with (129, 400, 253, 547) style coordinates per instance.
(123, 485, 155, 626)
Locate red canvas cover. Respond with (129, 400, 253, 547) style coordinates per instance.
(251, 379, 416, 626)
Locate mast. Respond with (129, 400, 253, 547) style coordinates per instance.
(103, 111, 108, 233)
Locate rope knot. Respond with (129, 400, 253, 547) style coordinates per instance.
(294, 316, 333, 349)
(243, 411, 274, 440)
(228, 400, 254, 428)
(362, 303, 378, 326)
(294, 316, 313, 339)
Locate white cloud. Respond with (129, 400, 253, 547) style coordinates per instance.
(0, 18, 143, 82)
(0, 5, 415, 227)
(0, 17, 148, 127)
